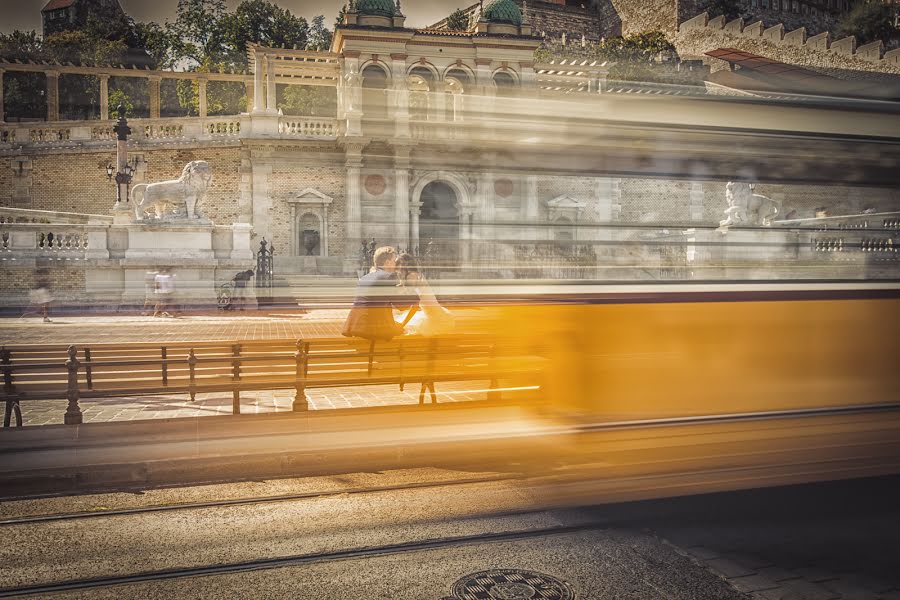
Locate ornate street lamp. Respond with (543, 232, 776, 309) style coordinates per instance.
(105, 104, 134, 207)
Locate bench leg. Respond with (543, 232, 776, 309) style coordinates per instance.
(418, 383, 426, 406)
(3, 399, 12, 428)
(429, 382, 437, 404)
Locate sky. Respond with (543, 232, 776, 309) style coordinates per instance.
(0, 0, 469, 35)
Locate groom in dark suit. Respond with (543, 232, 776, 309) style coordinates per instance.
(342, 246, 418, 341)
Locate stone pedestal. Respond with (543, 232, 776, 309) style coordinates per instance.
(125, 223, 215, 260)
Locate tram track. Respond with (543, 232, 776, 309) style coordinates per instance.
(0, 473, 521, 527)
(0, 517, 604, 597)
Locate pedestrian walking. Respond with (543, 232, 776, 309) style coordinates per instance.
(153, 268, 177, 317)
(26, 269, 53, 323)
(231, 269, 254, 311)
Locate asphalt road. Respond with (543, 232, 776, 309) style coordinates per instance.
(2, 470, 899, 599)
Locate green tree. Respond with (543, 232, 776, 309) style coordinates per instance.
(836, 0, 900, 45)
(307, 15, 332, 50)
(696, 0, 741, 21)
(279, 84, 336, 116)
(446, 8, 469, 31)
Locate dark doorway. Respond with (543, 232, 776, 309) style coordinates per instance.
(419, 181, 460, 273)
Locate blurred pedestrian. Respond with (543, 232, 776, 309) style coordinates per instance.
(231, 269, 254, 311)
(27, 269, 53, 323)
(142, 269, 158, 315)
(153, 267, 176, 317)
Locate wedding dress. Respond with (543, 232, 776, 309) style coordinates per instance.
(403, 279, 454, 336)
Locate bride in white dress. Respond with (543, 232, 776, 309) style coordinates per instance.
(396, 254, 454, 336)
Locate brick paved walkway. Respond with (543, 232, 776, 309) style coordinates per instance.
(1, 310, 533, 427)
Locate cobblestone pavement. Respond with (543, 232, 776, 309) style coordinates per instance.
(1, 310, 512, 427)
(641, 477, 900, 600)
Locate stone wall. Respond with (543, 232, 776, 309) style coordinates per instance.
(0, 145, 243, 223)
(676, 12, 900, 75)
(268, 163, 346, 257)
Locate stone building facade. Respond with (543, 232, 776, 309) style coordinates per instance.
(2, 0, 899, 301)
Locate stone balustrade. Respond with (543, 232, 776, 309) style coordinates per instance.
(0, 115, 338, 148)
(278, 117, 338, 138)
(0, 207, 112, 225)
(0, 223, 109, 262)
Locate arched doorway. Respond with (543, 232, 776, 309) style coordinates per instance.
(419, 181, 459, 272)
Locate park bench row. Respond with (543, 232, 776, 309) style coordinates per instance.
(1, 335, 546, 427)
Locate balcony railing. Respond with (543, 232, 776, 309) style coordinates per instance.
(0, 115, 338, 147)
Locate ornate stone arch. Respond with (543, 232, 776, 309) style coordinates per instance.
(359, 60, 391, 80)
(491, 67, 520, 86)
(411, 171, 472, 216)
(406, 62, 440, 82)
(442, 63, 476, 84)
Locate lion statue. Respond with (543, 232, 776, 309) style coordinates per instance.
(132, 161, 212, 221)
(719, 181, 779, 228)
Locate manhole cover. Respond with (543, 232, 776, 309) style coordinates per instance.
(446, 568, 574, 600)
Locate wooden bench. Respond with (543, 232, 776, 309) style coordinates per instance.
(1, 335, 546, 427)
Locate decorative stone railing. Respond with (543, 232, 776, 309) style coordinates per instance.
(0, 223, 108, 262)
(0, 115, 339, 147)
(278, 117, 338, 138)
(0, 207, 112, 225)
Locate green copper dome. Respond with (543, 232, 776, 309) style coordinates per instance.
(355, 0, 396, 17)
(482, 0, 522, 26)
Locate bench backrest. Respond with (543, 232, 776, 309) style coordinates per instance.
(1, 335, 533, 400)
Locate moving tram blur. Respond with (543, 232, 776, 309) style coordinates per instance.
(379, 85, 900, 504)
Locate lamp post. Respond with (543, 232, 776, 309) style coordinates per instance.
(107, 104, 133, 208)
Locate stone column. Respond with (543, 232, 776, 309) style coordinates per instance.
(432, 81, 446, 122)
(148, 75, 161, 119)
(0, 68, 6, 123)
(253, 50, 264, 112)
(46, 70, 60, 122)
(390, 54, 409, 138)
(198, 77, 208, 118)
(345, 144, 364, 256)
(266, 53, 277, 113)
(394, 146, 410, 248)
(245, 79, 254, 113)
(524, 175, 539, 221)
(99, 75, 109, 120)
(475, 59, 492, 94)
(410, 201, 421, 251)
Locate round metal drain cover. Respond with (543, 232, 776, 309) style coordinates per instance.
(448, 568, 574, 600)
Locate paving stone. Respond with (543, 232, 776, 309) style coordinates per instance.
(794, 568, 842, 583)
(757, 566, 804, 582)
(687, 546, 723, 560)
(776, 578, 842, 600)
(705, 557, 757, 578)
(729, 574, 782, 593)
(822, 576, 889, 599)
(729, 553, 776, 570)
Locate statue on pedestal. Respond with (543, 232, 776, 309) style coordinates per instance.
(719, 181, 779, 228)
(132, 161, 213, 222)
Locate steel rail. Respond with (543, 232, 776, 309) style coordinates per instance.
(0, 520, 602, 598)
(0, 473, 520, 527)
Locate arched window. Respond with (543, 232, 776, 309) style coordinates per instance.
(408, 74, 430, 121)
(444, 77, 464, 121)
(493, 71, 516, 97)
(361, 64, 388, 119)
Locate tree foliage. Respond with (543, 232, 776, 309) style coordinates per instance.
(446, 8, 470, 31)
(0, 0, 336, 121)
(696, 0, 742, 22)
(836, 0, 900, 45)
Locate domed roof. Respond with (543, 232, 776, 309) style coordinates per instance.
(355, 0, 395, 17)
(481, 0, 522, 26)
